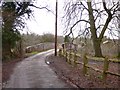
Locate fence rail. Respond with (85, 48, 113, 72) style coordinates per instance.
(59, 48, 120, 81)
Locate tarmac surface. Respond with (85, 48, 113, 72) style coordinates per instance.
(4, 49, 72, 88)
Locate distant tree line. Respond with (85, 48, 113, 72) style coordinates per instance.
(22, 33, 64, 48)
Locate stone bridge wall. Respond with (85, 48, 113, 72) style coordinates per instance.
(25, 43, 54, 53)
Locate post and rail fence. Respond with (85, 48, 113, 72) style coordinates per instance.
(59, 43, 120, 82)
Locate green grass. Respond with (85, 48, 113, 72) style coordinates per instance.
(30, 51, 39, 55)
(25, 51, 39, 57)
(25, 49, 52, 58)
(66, 50, 120, 63)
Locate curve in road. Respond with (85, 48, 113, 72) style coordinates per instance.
(4, 49, 72, 88)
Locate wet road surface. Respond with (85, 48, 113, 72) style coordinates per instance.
(4, 49, 72, 88)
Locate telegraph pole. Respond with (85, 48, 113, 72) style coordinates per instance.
(55, 0, 58, 56)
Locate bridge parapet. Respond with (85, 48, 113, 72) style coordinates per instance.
(25, 42, 54, 53)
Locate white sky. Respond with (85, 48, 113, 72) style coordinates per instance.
(22, 0, 119, 39)
(23, 0, 64, 36)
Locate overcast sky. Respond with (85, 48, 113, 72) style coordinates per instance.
(23, 0, 64, 36)
(22, 0, 119, 39)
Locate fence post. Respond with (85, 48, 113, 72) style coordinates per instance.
(68, 50, 72, 64)
(65, 50, 68, 62)
(74, 52, 77, 66)
(62, 48, 65, 56)
(102, 57, 109, 82)
(63, 49, 65, 56)
(59, 49, 62, 56)
(83, 53, 88, 75)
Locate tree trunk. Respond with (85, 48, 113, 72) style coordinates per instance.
(2, 43, 12, 60)
(87, 2, 103, 57)
(92, 39, 103, 57)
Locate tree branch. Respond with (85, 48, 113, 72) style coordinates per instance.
(29, 4, 55, 15)
(99, 1, 113, 40)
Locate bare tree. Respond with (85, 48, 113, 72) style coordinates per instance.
(63, 0, 119, 57)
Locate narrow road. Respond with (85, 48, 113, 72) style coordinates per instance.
(4, 49, 72, 88)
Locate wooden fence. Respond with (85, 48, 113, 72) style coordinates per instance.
(59, 48, 120, 81)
